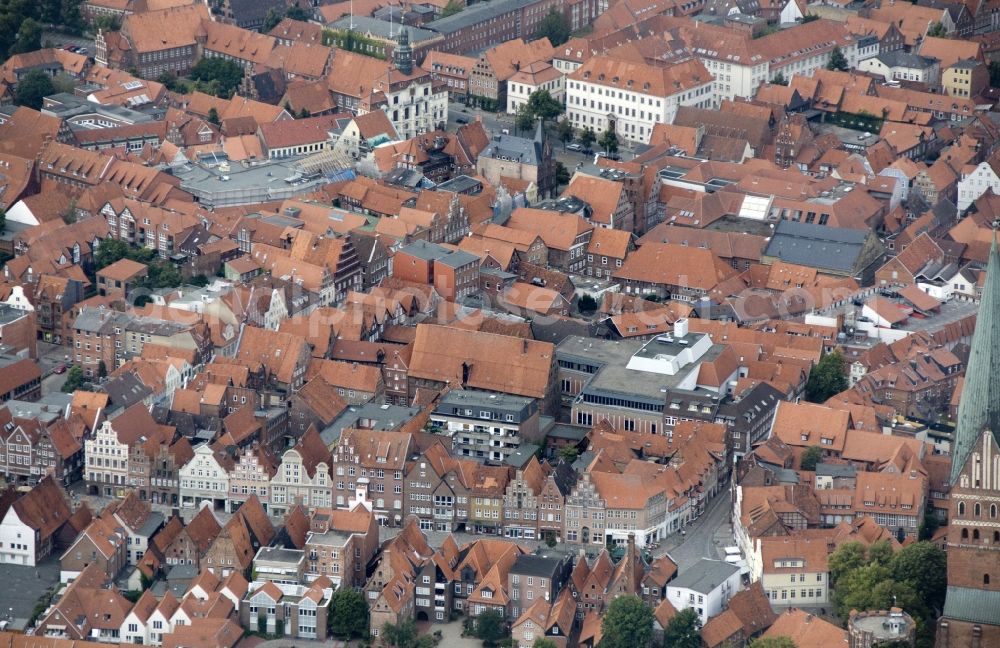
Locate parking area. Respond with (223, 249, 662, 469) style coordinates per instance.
(0, 556, 61, 630)
(41, 32, 93, 55)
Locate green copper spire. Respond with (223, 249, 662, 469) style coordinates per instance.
(951, 230, 1000, 484)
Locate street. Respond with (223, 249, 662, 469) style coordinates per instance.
(656, 490, 734, 570)
(36, 341, 70, 396)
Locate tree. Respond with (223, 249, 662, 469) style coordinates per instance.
(556, 117, 575, 147)
(867, 539, 894, 567)
(207, 107, 220, 125)
(328, 589, 369, 639)
(190, 57, 244, 98)
(262, 7, 284, 32)
(286, 5, 310, 20)
(11, 17, 42, 55)
(770, 72, 788, 86)
(95, 238, 131, 270)
(828, 541, 867, 588)
(472, 608, 508, 647)
(93, 14, 120, 32)
(97, 361, 107, 379)
(534, 640, 558, 648)
(441, 0, 464, 17)
(0, 208, 6, 234)
(554, 160, 570, 186)
(889, 541, 946, 613)
(598, 127, 619, 154)
(15, 69, 55, 110)
(927, 21, 946, 37)
(534, 8, 570, 46)
(298, 107, 311, 118)
(577, 294, 598, 313)
(577, 127, 596, 149)
(660, 608, 701, 648)
(826, 46, 848, 71)
(526, 89, 563, 122)
(61, 365, 86, 393)
(514, 105, 536, 135)
(751, 638, 798, 648)
(599, 595, 654, 648)
(990, 61, 1000, 88)
(800, 445, 823, 471)
(381, 619, 418, 648)
(804, 350, 847, 402)
(558, 446, 579, 463)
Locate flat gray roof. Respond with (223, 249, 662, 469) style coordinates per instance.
(668, 559, 739, 594)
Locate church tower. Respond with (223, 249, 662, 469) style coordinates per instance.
(937, 234, 1000, 647)
(394, 28, 413, 76)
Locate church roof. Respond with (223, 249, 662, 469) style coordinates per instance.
(950, 233, 1000, 484)
(942, 586, 1000, 625)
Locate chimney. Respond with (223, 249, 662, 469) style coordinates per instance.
(674, 317, 689, 337)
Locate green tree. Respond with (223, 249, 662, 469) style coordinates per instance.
(599, 595, 654, 648)
(927, 21, 946, 37)
(286, 5, 310, 20)
(97, 361, 107, 379)
(61, 365, 86, 393)
(828, 541, 867, 588)
(660, 607, 700, 648)
(15, 69, 55, 110)
(990, 61, 1000, 87)
(207, 107, 220, 125)
(0, 208, 6, 234)
(534, 8, 570, 46)
(534, 640, 558, 648)
(526, 88, 563, 122)
(598, 127, 619, 154)
(556, 117, 575, 148)
(441, 0, 464, 17)
(328, 589, 369, 639)
(826, 46, 848, 71)
(11, 17, 42, 55)
(751, 638, 798, 648)
(804, 350, 847, 402)
(472, 608, 508, 647)
(93, 14, 121, 32)
(800, 13, 819, 22)
(558, 445, 579, 463)
(867, 539, 894, 566)
(919, 510, 940, 540)
(514, 105, 536, 135)
(577, 127, 596, 149)
(770, 72, 788, 86)
(190, 57, 244, 98)
(889, 541, 946, 613)
(262, 7, 284, 32)
(800, 445, 823, 471)
(577, 294, 598, 313)
(554, 160, 570, 186)
(95, 238, 131, 270)
(298, 107, 311, 118)
(380, 619, 417, 648)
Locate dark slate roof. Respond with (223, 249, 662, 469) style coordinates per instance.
(942, 586, 1000, 625)
(102, 372, 153, 411)
(763, 220, 869, 274)
(550, 458, 578, 496)
(950, 235, 1000, 483)
(428, 0, 538, 34)
(511, 553, 566, 577)
(877, 51, 938, 70)
(227, 0, 286, 27)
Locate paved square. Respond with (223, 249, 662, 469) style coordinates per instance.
(0, 556, 61, 630)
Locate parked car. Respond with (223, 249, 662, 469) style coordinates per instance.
(566, 143, 583, 151)
(581, 148, 594, 155)
(54, 364, 67, 374)
(455, 117, 468, 124)
(78, 47, 88, 54)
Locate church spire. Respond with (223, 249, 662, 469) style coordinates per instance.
(951, 229, 1000, 483)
